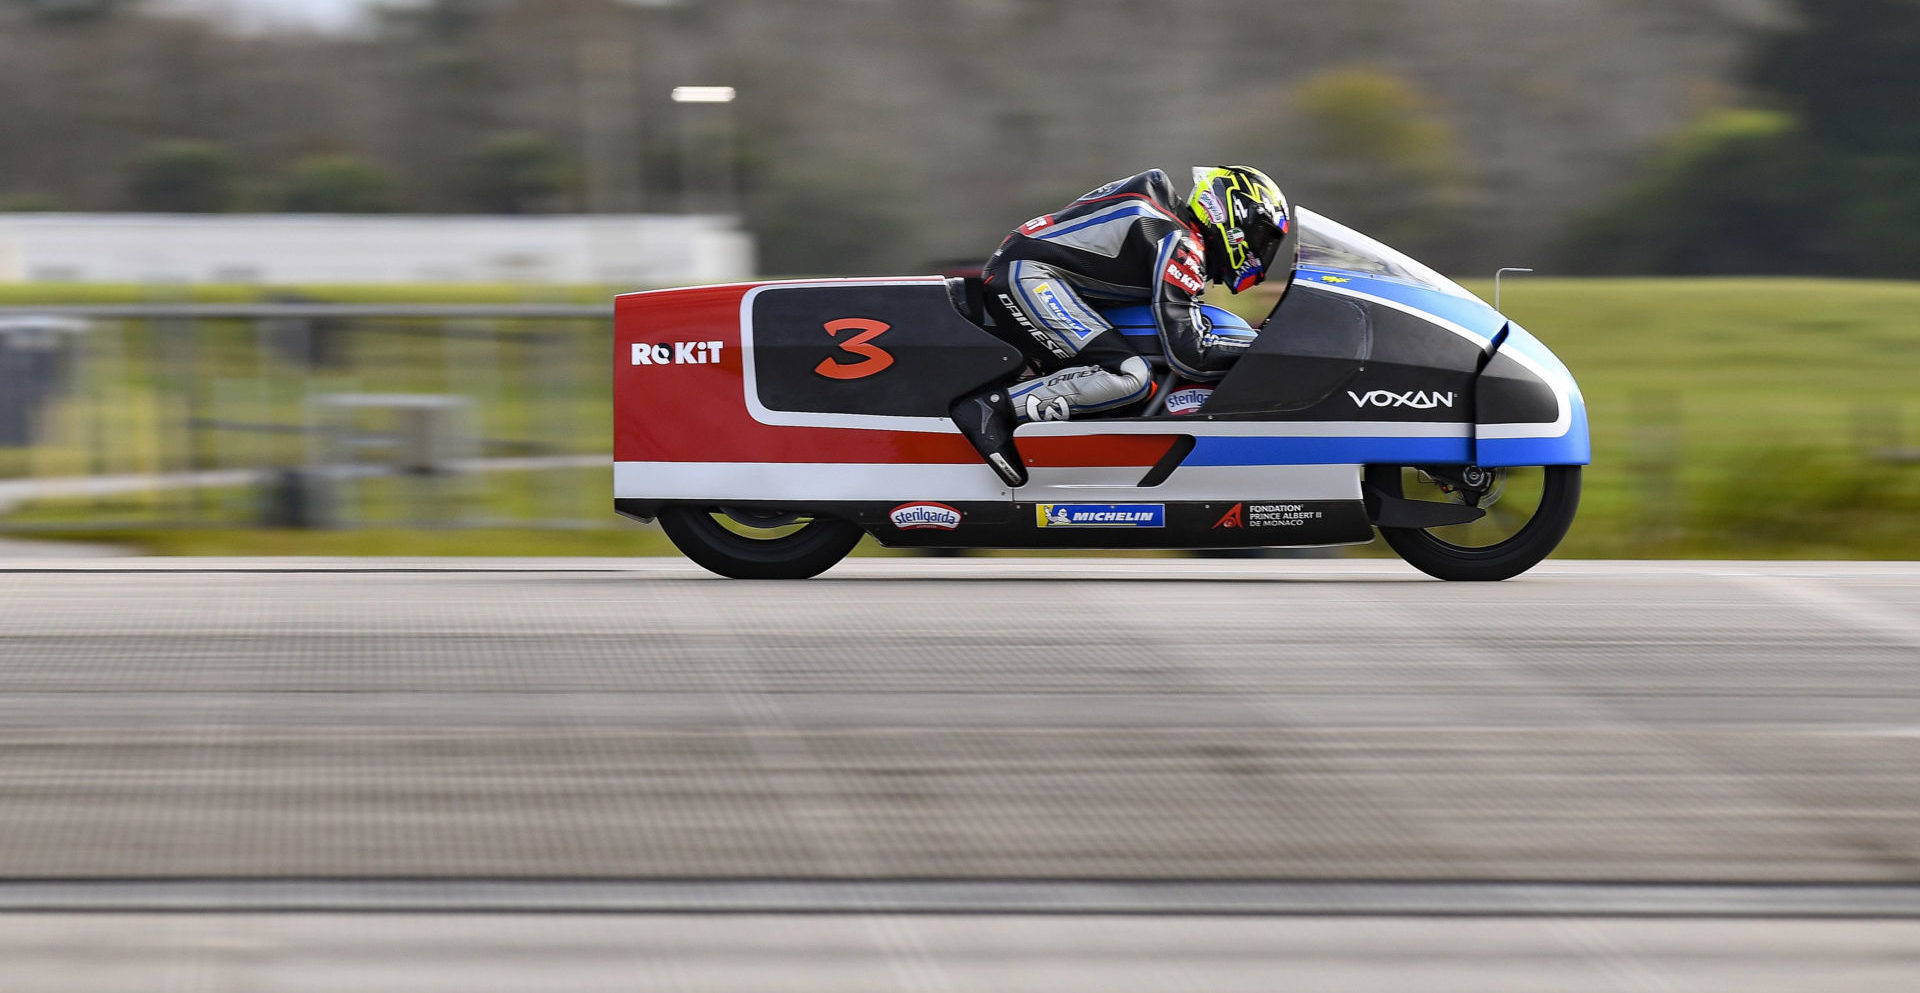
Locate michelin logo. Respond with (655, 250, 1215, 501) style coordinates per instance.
(1036, 504, 1165, 528)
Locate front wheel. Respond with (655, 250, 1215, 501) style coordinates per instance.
(657, 506, 864, 579)
(1366, 465, 1581, 581)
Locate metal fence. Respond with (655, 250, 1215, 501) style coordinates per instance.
(0, 304, 614, 532)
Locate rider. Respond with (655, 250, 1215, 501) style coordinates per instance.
(951, 166, 1295, 487)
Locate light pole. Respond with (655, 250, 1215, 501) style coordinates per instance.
(671, 85, 736, 218)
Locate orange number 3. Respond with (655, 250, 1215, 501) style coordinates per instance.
(813, 318, 895, 380)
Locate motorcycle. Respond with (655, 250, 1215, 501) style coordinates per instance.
(613, 207, 1588, 581)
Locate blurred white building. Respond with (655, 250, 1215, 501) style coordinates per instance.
(0, 214, 753, 285)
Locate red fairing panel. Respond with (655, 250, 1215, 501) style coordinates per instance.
(615, 282, 978, 465)
(613, 281, 1180, 470)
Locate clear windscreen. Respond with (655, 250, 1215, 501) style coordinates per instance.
(1293, 207, 1478, 301)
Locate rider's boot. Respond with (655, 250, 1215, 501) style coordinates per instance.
(949, 387, 1027, 488)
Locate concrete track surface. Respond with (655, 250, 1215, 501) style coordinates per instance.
(1, 556, 1917, 991)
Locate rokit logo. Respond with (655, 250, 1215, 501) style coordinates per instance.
(888, 503, 963, 530)
(632, 341, 724, 366)
(1348, 389, 1456, 409)
(1163, 246, 1207, 295)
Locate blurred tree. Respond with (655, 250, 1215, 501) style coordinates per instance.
(279, 155, 398, 213)
(0, 0, 1792, 262)
(125, 140, 238, 213)
(1839, 158, 1920, 265)
(1561, 0, 1920, 275)
(463, 132, 577, 214)
(11, 0, 132, 23)
(1750, 0, 1920, 155)
(372, 0, 497, 44)
(0, 191, 62, 211)
(1281, 67, 1472, 259)
(1559, 111, 1847, 275)
(747, 159, 923, 277)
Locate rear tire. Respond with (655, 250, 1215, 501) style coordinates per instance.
(1367, 465, 1581, 581)
(657, 506, 863, 579)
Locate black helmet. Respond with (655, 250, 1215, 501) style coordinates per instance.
(1188, 165, 1293, 292)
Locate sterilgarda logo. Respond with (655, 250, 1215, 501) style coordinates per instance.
(889, 502, 963, 531)
(632, 341, 725, 366)
(1196, 189, 1227, 224)
(1164, 386, 1212, 416)
(1036, 504, 1166, 528)
(1349, 389, 1456, 409)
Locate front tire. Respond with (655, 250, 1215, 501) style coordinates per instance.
(1366, 465, 1581, 581)
(657, 506, 863, 579)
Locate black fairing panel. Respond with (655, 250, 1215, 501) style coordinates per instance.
(750, 282, 1022, 417)
(1475, 348, 1560, 424)
(1202, 283, 1481, 422)
(1202, 285, 1369, 413)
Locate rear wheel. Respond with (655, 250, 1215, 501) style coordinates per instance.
(657, 505, 863, 579)
(1366, 464, 1581, 581)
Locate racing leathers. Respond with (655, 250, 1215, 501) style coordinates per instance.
(981, 169, 1251, 424)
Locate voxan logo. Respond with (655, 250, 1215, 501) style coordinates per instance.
(632, 341, 724, 366)
(1349, 389, 1456, 409)
(814, 318, 895, 380)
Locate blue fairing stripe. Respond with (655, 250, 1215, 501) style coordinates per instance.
(1294, 267, 1509, 341)
(1102, 304, 1252, 337)
(1187, 435, 1473, 466)
(1477, 402, 1592, 467)
(1036, 203, 1167, 242)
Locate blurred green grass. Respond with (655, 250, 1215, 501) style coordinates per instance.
(1473, 278, 1919, 559)
(4, 278, 1917, 558)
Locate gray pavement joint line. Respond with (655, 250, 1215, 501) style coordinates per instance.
(2, 881, 1920, 918)
(1708, 570, 1920, 649)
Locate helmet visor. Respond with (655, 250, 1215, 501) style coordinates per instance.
(1227, 205, 1288, 293)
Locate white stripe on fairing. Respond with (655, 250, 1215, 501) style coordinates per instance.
(1015, 420, 1471, 439)
(1024, 463, 1360, 502)
(1305, 281, 1575, 441)
(617, 461, 1009, 501)
(615, 461, 1362, 504)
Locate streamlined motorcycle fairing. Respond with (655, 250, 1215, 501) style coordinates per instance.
(614, 208, 1589, 578)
